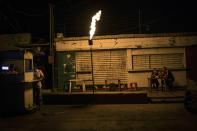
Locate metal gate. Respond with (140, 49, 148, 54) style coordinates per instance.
(75, 50, 127, 85)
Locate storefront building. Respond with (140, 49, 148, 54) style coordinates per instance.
(55, 33, 197, 91)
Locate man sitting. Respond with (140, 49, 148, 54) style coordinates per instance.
(162, 66, 175, 91)
(150, 69, 160, 89)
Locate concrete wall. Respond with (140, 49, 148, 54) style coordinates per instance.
(128, 72, 150, 87)
(127, 48, 187, 87)
(128, 71, 187, 88)
(56, 34, 197, 51)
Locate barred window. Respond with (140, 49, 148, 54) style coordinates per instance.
(132, 53, 184, 70)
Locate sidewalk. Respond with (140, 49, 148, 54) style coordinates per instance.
(147, 89, 185, 103)
(42, 88, 185, 104)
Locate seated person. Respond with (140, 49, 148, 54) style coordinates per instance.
(150, 69, 160, 89)
(162, 66, 175, 90)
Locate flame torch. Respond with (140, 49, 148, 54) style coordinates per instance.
(88, 10, 102, 94)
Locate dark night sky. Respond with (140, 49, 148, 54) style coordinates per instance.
(0, 0, 197, 41)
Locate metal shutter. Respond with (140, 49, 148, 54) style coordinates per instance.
(76, 50, 127, 85)
(132, 55, 149, 69)
(132, 53, 184, 70)
(150, 53, 184, 69)
(76, 52, 91, 72)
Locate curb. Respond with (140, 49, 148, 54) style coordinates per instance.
(43, 93, 148, 105)
(149, 97, 184, 103)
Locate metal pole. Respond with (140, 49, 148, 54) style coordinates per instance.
(52, 5, 55, 91)
(49, 3, 55, 91)
(49, 3, 52, 54)
(139, 8, 142, 34)
(90, 45, 95, 94)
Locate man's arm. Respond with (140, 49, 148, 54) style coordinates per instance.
(39, 69, 44, 79)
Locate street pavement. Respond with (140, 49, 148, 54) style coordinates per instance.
(0, 103, 197, 131)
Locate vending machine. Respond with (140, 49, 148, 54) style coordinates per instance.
(0, 50, 35, 114)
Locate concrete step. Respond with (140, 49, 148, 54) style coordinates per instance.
(42, 92, 148, 105)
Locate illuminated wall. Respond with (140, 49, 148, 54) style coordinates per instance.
(55, 33, 197, 88)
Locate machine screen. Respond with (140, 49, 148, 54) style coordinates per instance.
(1, 66, 9, 71)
